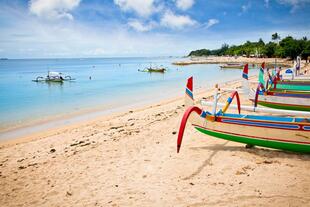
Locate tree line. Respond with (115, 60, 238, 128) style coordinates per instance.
(188, 33, 310, 61)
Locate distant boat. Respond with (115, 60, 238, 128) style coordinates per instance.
(219, 63, 244, 69)
(32, 71, 75, 83)
(139, 66, 167, 73)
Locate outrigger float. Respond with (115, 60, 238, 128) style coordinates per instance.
(32, 71, 75, 83)
(177, 77, 310, 153)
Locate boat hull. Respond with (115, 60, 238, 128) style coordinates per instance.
(190, 113, 310, 153)
(194, 125, 310, 153)
(249, 90, 310, 111)
(220, 65, 243, 69)
(274, 81, 310, 91)
(257, 101, 310, 111)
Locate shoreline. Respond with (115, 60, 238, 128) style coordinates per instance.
(173, 56, 293, 67)
(0, 77, 243, 148)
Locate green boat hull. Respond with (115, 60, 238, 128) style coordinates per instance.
(195, 127, 310, 153)
(274, 83, 310, 91)
(257, 102, 310, 112)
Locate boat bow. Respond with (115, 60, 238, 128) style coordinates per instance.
(177, 106, 202, 153)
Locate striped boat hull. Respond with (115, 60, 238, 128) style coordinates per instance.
(249, 90, 310, 112)
(195, 125, 310, 153)
(273, 81, 310, 91)
(193, 114, 310, 153)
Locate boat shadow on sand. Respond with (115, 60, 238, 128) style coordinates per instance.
(182, 141, 310, 180)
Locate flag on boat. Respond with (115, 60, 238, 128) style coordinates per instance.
(186, 76, 193, 99)
(259, 62, 265, 86)
(242, 63, 249, 80)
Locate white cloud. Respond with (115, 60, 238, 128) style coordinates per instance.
(160, 11, 196, 29)
(175, 0, 195, 10)
(29, 0, 80, 20)
(238, 2, 251, 16)
(114, 0, 156, 17)
(204, 19, 219, 29)
(276, 0, 310, 13)
(128, 19, 156, 32)
(241, 3, 251, 12)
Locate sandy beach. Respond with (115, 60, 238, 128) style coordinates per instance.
(173, 56, 295, 68)
(1, 76, 310, 207)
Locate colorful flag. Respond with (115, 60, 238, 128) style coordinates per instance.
(242, 63, 249, 79)
(259, 63, 265, 86)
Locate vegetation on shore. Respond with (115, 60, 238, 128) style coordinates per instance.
(189, 33, 310, 61)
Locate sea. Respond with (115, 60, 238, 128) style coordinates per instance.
(0, 57, 254, 140)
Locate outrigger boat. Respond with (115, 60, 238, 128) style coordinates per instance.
(241, 64, 310, 111)
(249, 84, 310, 111)
(32, 71, 75, 83)
(220, 63, 244, 69)
(139, 66, 166, 73)
(177, 77, 310, 153)
(264, 59, 310, 91)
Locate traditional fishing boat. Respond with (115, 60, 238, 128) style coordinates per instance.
(263, 59, 310, 91)
(241, 63, 310, 111)
(139, 64, 167, 73)
(220, 63, 244, 69)
(272, 79, 310, 91)
(32, 71, 75, 83)
(249, 88, 310, 111)
(177, 77, 310, 153)
(145, 67, 166, 73)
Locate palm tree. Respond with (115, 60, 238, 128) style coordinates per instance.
(272, 33, 280, 42)
(271, 33, 281, 69)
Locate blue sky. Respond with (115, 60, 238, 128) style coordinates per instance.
(0, 0, 310, 58)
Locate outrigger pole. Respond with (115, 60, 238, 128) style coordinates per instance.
(201, 101, 310, 117)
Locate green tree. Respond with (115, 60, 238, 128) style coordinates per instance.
(279, 36, 303, 59)
(301, 40, 310, 62)
(264, 42, 277, 57)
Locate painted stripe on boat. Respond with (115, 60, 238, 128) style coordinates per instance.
(220, 118, 300, 130)
(303, 126, 310, 131)
(193, 124, 310, 145)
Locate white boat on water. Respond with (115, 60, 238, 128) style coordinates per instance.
(33, 71, 75, 83)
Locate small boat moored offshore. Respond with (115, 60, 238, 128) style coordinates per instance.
(32, 71, 75, 83)
(139, 66, 166, 73)
(220, 63, 244, 69)
(177, 77, 310, 153)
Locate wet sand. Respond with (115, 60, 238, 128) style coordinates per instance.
(0, 77, 310, 207)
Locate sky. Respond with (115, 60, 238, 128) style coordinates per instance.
(0, 0, 310, 58)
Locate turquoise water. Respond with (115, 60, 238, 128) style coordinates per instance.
(0, 57, 249, 137)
